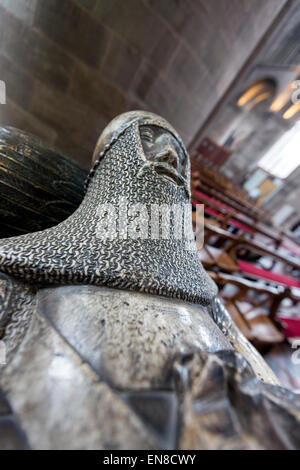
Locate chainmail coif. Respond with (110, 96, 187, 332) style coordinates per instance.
(0, 112, 217, 305)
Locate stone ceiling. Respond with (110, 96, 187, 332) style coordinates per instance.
(0, 0, 288, 168)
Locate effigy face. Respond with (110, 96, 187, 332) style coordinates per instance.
(140, 125, 188, 189)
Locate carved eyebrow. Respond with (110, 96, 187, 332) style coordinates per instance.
(140, 127, 154, 140)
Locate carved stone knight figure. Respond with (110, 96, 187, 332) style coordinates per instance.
(0, 111, 299, 450)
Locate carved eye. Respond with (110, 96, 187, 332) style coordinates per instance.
(141, 128, 154, 143)
(178, 150, 185, 163)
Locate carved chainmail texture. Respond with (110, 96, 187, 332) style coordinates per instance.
(0, 273, 35, 362)
(0, 119, 217, 305)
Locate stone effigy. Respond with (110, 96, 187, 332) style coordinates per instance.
(0, 111, 299, 450)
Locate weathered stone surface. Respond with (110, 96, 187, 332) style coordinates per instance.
(70, 62, 129, 120)
(2, 299, 300, 449)
(122, 391, 178, 449)
(179, 351, 300, 450)
(34, 0, 110, 67)
(93, 0, 166, 57)
(37, 285, 231, 390)
(100, 34, 142, 92)
(0, 7, 74, 93)
(29, 83, 105, 161)
(210, 298, 280, 385)
(1, 313, 158, 450)
(166, 43, 204, 97)
(0, 0, 290, 164)
(0, 273, 36, 362)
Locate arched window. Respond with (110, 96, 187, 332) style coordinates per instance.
(236, 79, 277, 112)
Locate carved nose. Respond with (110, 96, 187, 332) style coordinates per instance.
(156, 145, 179, 168)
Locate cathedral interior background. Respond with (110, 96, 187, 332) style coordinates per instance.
(1, 0, 300, 451)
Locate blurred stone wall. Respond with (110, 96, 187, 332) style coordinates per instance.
(0, 0, 287, 167)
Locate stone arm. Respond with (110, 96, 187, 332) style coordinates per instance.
(0, 281, 299, 449)
(0, 273, 35, 449)
(209, 296, 280, 385)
